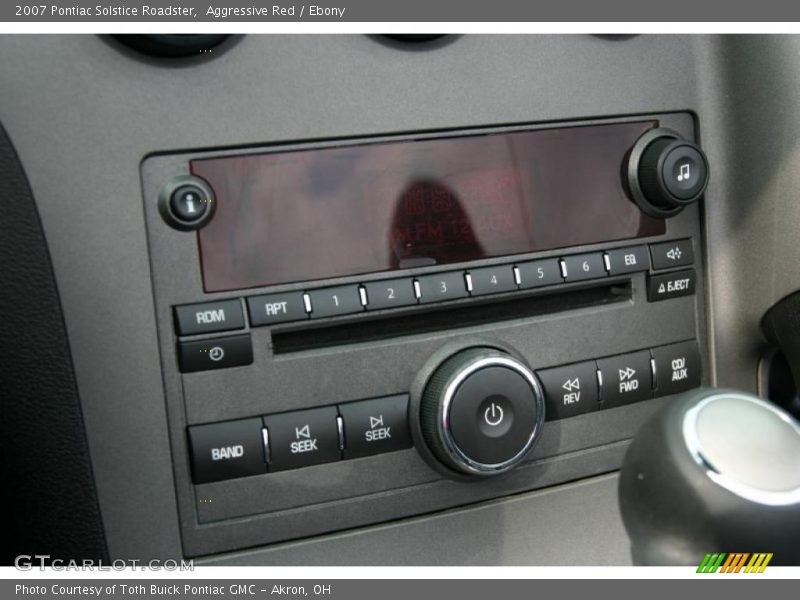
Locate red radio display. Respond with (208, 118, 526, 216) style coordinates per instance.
(191, 121, 664, 292)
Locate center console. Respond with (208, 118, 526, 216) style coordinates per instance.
(141, 111, 708, 557)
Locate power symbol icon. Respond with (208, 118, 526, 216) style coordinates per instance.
(484, 402, 504, 427)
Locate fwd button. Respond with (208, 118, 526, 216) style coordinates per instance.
(338, 395, 412, 459)
(597, 350, 653, 408)
(536, 361, 600, 420)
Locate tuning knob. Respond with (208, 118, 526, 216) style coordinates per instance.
(627, 128, 709, 218)
(420, 348, 545, 476)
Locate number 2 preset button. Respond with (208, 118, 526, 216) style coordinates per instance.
(363, 278, 417, 310)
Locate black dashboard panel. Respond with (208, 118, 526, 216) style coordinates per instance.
(141, 112, 706, 556)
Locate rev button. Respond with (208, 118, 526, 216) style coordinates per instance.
(536, 361, 600, 421)
(338, 395, 412, 459)
(263, 407, 341, 471)
(188, 418, 266, 484)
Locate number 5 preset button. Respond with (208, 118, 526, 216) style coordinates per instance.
(363, 278, 417, 310)
(516, 258, 563, 289)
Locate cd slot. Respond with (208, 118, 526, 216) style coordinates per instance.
(272, 281, 632, 354)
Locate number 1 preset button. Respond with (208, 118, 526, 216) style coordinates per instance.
(363, 278, 418, 310)
(307, 285, 363, 319)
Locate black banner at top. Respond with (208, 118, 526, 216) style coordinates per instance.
(3, 0, 800, 22)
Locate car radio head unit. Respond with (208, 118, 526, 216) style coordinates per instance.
(141, 111, 708, 557)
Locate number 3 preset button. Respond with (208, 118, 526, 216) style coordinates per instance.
(363, 278, 417, 310)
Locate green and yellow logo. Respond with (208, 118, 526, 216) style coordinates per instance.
(697, 553, 773, 573)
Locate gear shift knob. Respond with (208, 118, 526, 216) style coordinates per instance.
(618, 388, 800, 565)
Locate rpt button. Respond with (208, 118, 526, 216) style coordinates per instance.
(247, 292, 308, 326)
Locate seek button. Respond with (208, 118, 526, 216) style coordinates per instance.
(338, 395, 412, 459)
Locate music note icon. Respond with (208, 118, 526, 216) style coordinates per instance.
(677, 163, 691, 182)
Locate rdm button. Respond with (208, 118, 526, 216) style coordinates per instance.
(338, 395, 412, 459)
(174, 299, 244, 336)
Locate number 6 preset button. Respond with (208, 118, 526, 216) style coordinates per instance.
(561, 253, 608, 282)
(363, 278, 418, 310)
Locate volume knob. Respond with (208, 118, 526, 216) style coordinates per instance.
(420, 348, 545, 476)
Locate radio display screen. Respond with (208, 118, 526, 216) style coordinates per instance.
(192, 121, 664, 292)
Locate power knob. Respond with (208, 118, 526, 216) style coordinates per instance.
(626, 128, 709, 218)
(419, 348, 545, 476)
